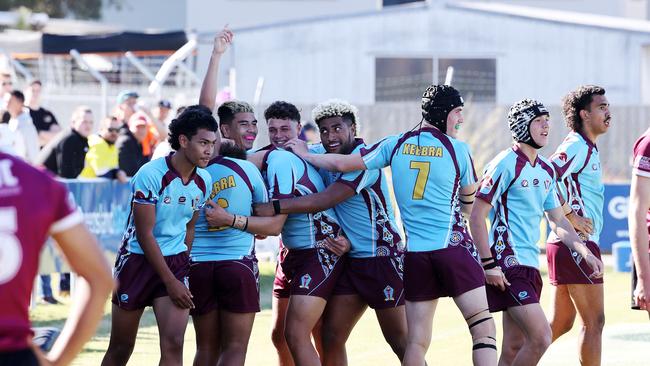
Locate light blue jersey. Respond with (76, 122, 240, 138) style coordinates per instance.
(360, 127, 477, 252)
(122, 155, 211, 256)
(192, 156, 269, 261)
(548, 132, 604, 243)
(314, 139, 404, 258)
(476, 146, 561, 269)
(262, 147, 341, 250)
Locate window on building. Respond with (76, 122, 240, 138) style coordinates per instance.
(375, 57, 433, 102)
(383, 0, 426, 7)
(437, 58, 496, 102)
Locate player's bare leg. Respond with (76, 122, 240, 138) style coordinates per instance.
(284, 295, 327, 366)
(503, 304, 552, 366)
(153, 296, 190, 366)
(217, 310, 256, 366)
(375, 305, 408, 361)
(321, 294, 367, 366)
(567, 284, 605, 366)
(548, 285, 577, 340)
(402, 299, 437, 366)
(101, 305, 145, 366)
(454, 287, 497, 366)
(192, 310, 220, 366)
(498, 311, 524, 366)
(271, 296, 294, 366)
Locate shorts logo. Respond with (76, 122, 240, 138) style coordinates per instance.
(521, 179, 529, 187)
(183, 276, 190, 289)
(120, 293, 129, 303)
(179, 196, 186, 204)
(504, 255, 519, 268)
(383, 286, 395, 301)
(449, 231, 463, 245)
(163, 196, 171, 204)
(299, 274, 312, 289)
(518, 291, 529, 300)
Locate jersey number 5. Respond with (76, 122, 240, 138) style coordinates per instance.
(410, 161, 430, 200)
(0, 207, 22, 284)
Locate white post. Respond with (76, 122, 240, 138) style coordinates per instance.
(148, 36, 198, 97)
(124, 51, 155, 81)
(444, 66, 454, 86)
(253, 77, 265, 106)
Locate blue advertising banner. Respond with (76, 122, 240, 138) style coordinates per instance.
(63, 178, 132, 254)
(601, 184, 631, 253)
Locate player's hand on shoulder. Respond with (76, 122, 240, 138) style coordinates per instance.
(253, 202, 275, 217)
(285, 138, 308, 157)
(324, 235, 351, 256)
(165, 279, 194, 309)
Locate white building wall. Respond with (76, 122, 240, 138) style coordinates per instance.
(227, 4, 650, 106)
(100, 0, 186, 31)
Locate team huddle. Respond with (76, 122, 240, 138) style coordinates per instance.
(1, 27, 649, 366)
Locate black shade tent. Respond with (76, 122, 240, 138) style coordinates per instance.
(41, 30, 187, 55)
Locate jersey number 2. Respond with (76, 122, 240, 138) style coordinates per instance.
(410, 161, 430, 200)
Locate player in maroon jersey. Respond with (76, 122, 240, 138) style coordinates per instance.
(0, 152, 113, 365)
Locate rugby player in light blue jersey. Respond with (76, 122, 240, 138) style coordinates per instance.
(254, 99, 408, 364)
(469, 99, 604, 366)
(102, 105, 218, 366)
(546, 86, 610, 366)
(286, 85, 497, 366)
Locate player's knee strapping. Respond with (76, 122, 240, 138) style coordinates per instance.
(465, 309, 497, 351)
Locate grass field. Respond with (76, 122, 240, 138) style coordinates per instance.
(31, 257, 648, 365)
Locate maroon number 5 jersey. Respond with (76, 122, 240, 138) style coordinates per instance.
(0, 152, 82, 352)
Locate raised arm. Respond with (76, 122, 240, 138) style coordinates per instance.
(199, 27, 233, 111)
(46, 223, 113, 366)
(629, 173, 650, 312)
(285, 138, 366, 172)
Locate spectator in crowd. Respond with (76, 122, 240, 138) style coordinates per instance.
(299, 122, 320, 144)
(35, 106, 94, 299)
(38, 106, 93, 179)
(7, 90, 39, 163)
(113, 90, 139, 127)
(0, 72, 13, 112)
(25, 80, 61, 147)
(151, 99, 172, 141)
(151, 104, 185, 161)
(116, 111, 149, 176)
(79, 116, 128, 183)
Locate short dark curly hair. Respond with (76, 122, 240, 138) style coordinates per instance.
(264, 101, 301, 122)
(168, 104, 218, 150)
(562, 85, 606, 132)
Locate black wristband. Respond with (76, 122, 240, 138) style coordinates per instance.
(273, 199, 282, 215)
(483, 261, 498, 270)
(481, 257, 494, 263)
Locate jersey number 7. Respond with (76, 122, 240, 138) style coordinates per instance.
(410, 161, 430, 200)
